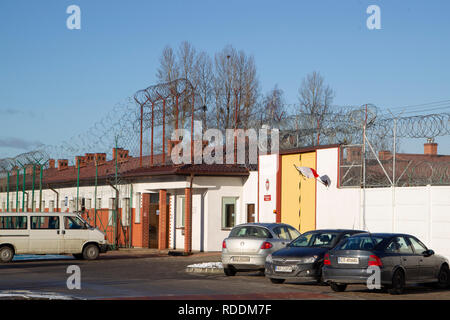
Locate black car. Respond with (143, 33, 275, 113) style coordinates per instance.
(322, 233, 450, 294)
(265, 229, 365, 284)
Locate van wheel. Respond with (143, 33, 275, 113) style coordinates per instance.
(330, 282, 347, 292)
(0, 246, 14, 263)
(82, 244, 99, 260)
(72, 254, 84, 260)
(388, 269, 405, 295)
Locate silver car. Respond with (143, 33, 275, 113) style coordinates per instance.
(221, 223, 301, 276)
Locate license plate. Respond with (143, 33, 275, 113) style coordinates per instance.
(232, 256, 250, 262)
(275, 266, 293, 272)
(338, 257, 359, 264)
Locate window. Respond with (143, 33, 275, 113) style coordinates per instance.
(49, 200, 55, 212)
(338, 235, 384, 250)
(176, 196, 185, 228)
(122, 198, 130, 226)
(386, 237, 413, 254)
(31, 216, 60, 229)
(69, 199, 75, 212)
(0, 216, 27, 229)
(291, 232, 343, 248)
(287, 226, 301, 240)
(64, 216, 86, 230)
(273, 226, 292, 240)
(86, 198, 92, 210)
(96, 198, 102, 210)
(409, 237, 428, 254)
(135, 193, 141, 224)
(222, 197, 237, 229)
(41, 200, 45, 211)
(229, 226, 272, 239)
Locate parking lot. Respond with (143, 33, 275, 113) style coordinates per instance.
(0, 250, 449, 300)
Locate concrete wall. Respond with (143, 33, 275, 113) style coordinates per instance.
(316, 147, 450, 261)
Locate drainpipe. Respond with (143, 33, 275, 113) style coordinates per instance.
(108, 181, 120, 249)
(187, 173, 194, 254)
(49, 185, 59, 212)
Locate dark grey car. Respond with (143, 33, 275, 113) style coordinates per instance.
(323, 233, 450, 294)
(265, 229, 364, 284)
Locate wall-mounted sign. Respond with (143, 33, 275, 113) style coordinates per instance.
(264, 195, 271, 201)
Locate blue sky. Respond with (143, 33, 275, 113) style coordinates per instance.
(1, 0, 449, 158)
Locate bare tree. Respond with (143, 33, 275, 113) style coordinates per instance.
(261, 85, 288, 128)
(194, 51, 214, 130)
(298, 71, 334, 146)
(156, 45, 179, 83)
(213, 45, 259, 130)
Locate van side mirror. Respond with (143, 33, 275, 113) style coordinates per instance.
(423, 249, 434, 257)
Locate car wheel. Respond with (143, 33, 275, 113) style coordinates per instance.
(330, 282, 347, 292)
(437, 264, 449, 289)
(224, 267, 236, 276)
(72, 253, 84, 260)
(388, 269, 405, 295)
(0, 246, 14, 263)
(82, 244, 99, 260)
(270, 278, 285, 284)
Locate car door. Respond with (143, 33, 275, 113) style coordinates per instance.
(29, 216, 63, 254)
(63, 216, 89, 253)
(387, 236, 420, 282)
(408, 236, 435, 281)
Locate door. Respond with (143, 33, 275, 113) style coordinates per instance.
(149, 204, 159, 248)
(29, 216, 63, 254)
(386, 236, 419, 281)
(247, 204, 255, 223)
(409, 236, 435, 280)
(63, 216, 89, 253)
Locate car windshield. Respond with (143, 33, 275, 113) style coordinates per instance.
(289, 232, 339, 248)
(336, 235, 385, 250)
(229, 226, 272, 239)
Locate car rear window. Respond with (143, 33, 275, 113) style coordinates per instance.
(229, 226, 272, 239)
(336, 235, 385, 250)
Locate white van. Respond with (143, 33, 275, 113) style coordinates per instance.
(0, 212, 109, 262)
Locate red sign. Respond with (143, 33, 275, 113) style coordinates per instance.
(264, 195, 271, 201)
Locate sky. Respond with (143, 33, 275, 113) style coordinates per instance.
(1, 0, 450, 158)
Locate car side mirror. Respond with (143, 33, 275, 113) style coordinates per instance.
(423, 249, 434, 257)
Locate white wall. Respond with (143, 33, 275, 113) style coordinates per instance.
(316, 147, 450, 261)
(242, 171, 258, 224)
(258, 154, 278, 223)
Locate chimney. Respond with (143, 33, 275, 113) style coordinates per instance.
(378, 150, 391, 161)
(57, 159, 68, 171)
(25, 165, 33, 175)
(84, 153, 95, 165)
(346, 146, 362, 162)
(113, 148, 129, 163)
(424, 142, 437, 155)
(94, 153, 106, 165)
(75, 156, 86, 168)
(48, 159, 56, 169)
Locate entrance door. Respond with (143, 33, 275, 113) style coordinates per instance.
(247, 204, 255, 223)
(149, 204, 159, 248)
